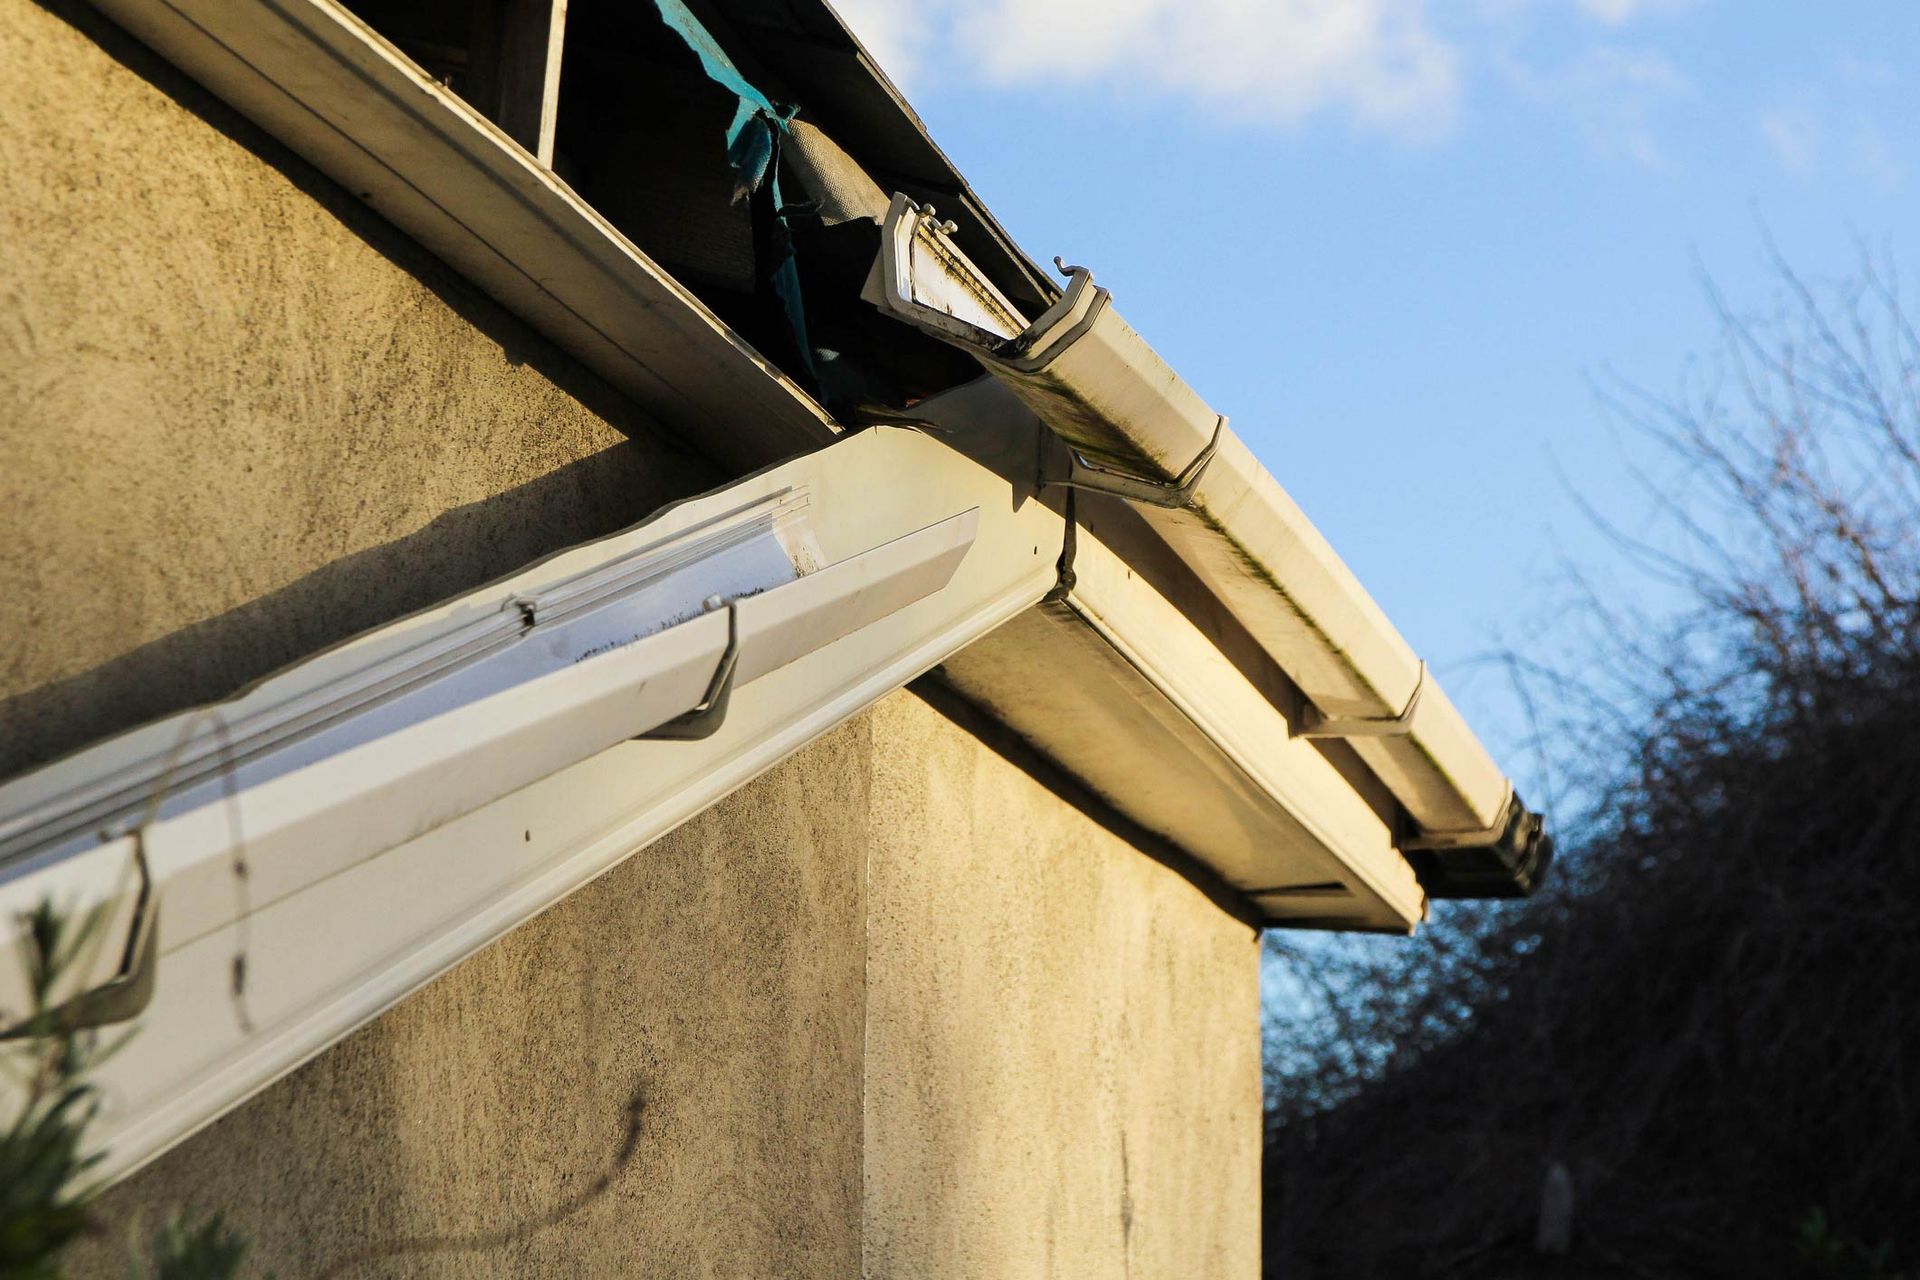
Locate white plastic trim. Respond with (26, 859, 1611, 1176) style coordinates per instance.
(82, 0, 835, 469)
(0, 427, 1050, 1182)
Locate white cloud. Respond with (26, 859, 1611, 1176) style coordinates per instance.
(1757, 79, 1905, 189)
(830, 0, 929, 89)
(1574, 0, 1697, 25)
(1759, 106, 1818, 174)
(835, 0, 1711, 159)
(832, 0, 1461, 139)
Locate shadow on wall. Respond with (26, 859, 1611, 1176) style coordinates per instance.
(912, 675, 1265, 933)
(1, 0, 720, 781)
(0, 444, 685, 781)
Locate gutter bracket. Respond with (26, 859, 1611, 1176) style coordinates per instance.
(1051, 417, 1223, 511)
(0, 831, 160, 1038)
(637, 601, 739, 742)
(1040, 489, 1078, 603)
(1293, 661, 1426, 739)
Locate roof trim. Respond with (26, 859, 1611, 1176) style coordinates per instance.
(88, 0, 839, 471)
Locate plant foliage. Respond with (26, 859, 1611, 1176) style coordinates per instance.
(1, 902, 258, 1280)
(1263, 249, 1920, 1278)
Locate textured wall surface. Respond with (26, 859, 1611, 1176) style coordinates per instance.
(0, 0, 711, 780)
(71, 693, 1259, 1279)
(74, 718, 873, 1279)
(864, 692, 1262, 1280)
(4, 0, 1261, 1273)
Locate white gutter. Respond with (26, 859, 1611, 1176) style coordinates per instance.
(0, 497, 977, 946)
(869, 195, 1550, 897)
(0, 428, 1059, 1182)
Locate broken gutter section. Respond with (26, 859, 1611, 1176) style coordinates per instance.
(861, 194, 1026, 350)
(867, 196, 1551, 899)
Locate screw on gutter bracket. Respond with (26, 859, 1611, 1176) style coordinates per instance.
(916, 204, 960, 238)
(636, 596, 738, 742)
(1292, 661, 1427, 739)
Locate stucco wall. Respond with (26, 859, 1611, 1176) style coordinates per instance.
(5, 0, 1261, 1273)
(864, 692, 1262, 1280)
(0, 0, 711, 780)
(70, 691, 1259, 1279)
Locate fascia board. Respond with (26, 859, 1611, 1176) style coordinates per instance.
(1063, 534, 1425, 928)
(938, 532, 1423, 933)
(84, 0, 836, 471)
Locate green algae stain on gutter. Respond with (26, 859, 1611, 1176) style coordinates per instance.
(1183, 495, 1403, 714)
(1194, 512, 1498, 831)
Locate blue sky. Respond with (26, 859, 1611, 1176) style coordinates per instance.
(832, 0, 1918, 797)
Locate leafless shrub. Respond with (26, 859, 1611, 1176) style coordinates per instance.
(1264, 246, 1920, 1279)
